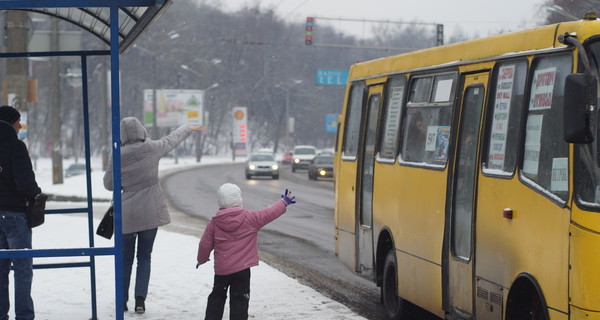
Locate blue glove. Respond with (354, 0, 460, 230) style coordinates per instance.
(281, 189, 296, 205)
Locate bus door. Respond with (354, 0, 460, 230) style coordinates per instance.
(356, 85, 383, 278)
(446, 72, 488, 318)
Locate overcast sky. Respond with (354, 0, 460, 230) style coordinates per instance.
(216, 0, 548, 41)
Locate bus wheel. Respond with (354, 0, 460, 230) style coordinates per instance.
(382, 250, 403, 319)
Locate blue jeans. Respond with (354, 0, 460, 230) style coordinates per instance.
(122, 228, 157, 303)
(0, 211, 34, 320)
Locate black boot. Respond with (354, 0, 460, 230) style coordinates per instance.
(135, 296, 145, 314)
(124, 301, 128, 312)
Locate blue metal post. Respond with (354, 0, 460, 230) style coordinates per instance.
(110, 6, 124, 320)
(80, 54, 99, 320)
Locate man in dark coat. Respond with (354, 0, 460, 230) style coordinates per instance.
(0, 105, 40, 320)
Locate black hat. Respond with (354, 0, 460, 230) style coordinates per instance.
(0, 105, 20, 124)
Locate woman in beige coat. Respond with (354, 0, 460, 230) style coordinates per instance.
(104, 117, 200, 314)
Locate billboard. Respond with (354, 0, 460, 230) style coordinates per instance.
(143, 89, 205, 127)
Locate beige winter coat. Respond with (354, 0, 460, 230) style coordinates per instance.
(103, 117, 193, 234)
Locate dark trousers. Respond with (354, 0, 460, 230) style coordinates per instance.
(205, 268, 250, 320)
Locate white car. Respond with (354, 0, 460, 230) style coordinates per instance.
(291, 145, 317, 172)
(245, 153, 279, 179)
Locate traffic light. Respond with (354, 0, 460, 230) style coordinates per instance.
(305, 17, 314, 45)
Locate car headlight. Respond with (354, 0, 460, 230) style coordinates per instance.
(249, 164, 256, 170)
(319, 169, 326, 176)
(294, 158, 300, 163)
(272, 164, 279, 170)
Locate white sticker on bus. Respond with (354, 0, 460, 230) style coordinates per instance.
(434, 79, 454, 102)
(425, 126, 438, 151)
(551, 157, 568, 192)
(488, 64, 515, 170)
(523, 114, 543, 175)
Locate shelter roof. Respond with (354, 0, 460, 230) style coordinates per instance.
(0, 0, 172, 53)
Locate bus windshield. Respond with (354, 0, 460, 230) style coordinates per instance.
(575, 40, 600, 209)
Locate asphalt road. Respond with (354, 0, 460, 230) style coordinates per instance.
(162, 162, 440, 320)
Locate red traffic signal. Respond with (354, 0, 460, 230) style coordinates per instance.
(305, 17, 314, 45)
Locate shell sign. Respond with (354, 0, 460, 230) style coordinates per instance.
(232, 106, 248, 156)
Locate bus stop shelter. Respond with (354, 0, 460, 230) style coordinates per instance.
(0, 0, 172, 318)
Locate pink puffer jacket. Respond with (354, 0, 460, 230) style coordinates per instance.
(197, 200, 287, 275)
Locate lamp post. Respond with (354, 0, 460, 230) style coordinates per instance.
(180, 64, 220, 162)
(133, 31, 180, 139)
(275, 80, 302, 152)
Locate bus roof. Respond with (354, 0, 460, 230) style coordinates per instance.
(349, 18, 600, 80)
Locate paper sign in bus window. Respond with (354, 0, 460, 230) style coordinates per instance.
(488, 64, 515, 170)
(434, 79, 454, 102)
(529, 67, 556, 111)
(425, 126, 438, 151)
(381, 85, 404, 158)
(523, 114, 543, 175)
(551, 157, 568, 192)
(433, 126, 450, 163)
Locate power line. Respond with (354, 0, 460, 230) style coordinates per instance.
(315, 16, 440, 27)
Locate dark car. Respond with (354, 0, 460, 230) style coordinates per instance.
(65, 163, 88, 177)
(307, 155, 334, 180)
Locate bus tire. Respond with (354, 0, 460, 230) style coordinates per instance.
(382, 250, 403, 319)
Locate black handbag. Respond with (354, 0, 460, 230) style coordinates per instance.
(96, 204, 114, 239)
(26, 193, 48, 228)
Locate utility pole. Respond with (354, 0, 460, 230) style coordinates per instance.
(5, 11, 29, 110)
(100, 58, 110, 170)
(50, 19, 63, 184)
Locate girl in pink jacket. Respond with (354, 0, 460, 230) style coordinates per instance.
(196, 183, 296, 320)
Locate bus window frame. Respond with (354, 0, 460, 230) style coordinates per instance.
(376, 74, 407, 164)
(573, 36, 600, 212)
(341, 81, 367, 162)
(481, 58, 529, 179)
(399, 69, 458, 169)
(517, 52, 573, 207)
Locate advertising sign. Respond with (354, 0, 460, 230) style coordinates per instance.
(232, 106, 248, 156)
(143, 89, 205, 127)
(325, 114, 338, 132)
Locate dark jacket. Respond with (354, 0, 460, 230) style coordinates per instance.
(0, 120, 41, 213)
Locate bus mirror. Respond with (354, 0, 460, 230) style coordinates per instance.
(564, 73, 596, 143)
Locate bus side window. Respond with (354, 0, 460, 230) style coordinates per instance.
(378, 75, 406, 162)
(342, 81, 366, 160)
(521, 54, 571, 202)
(401, 72, 456, 165)
(482, 60, 527, 175)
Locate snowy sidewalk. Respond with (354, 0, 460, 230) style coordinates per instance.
(30, 213, 365, 319)
(25, 156, 366, 319)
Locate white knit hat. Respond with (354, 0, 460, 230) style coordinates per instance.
(217, 183, 242, 208)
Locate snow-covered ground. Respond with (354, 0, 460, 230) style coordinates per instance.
(22, 156, 366, 319)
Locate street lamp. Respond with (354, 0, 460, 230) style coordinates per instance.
(132, 31, 180, 139)
(275, 80, 302, 152)
(179, 62, 222, 162)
